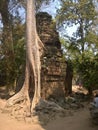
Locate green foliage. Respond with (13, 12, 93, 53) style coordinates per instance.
(58, 0, 98, 94)
(61, 36, 98, 93)
(12, 18, 26, 86)
(0, 15, 25, 88)
(57, 0, 97, 26)
(57, 0, 98, 52)
(77, 52, 98, 93)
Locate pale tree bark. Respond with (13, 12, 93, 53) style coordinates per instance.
(7, 0, 43, 113)
(26, 0, 42, 110)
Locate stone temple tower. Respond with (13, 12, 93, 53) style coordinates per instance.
(36, 12, 67, 100)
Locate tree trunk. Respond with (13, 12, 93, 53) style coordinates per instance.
(65, 61, 73, 96)
(26, 0, 41, 110)
(0, 0, 15, 90)
(7, 0, 43, 113)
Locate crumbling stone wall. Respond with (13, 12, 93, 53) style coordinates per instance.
(36, 12, 67, 100)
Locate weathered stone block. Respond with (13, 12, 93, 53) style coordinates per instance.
(36, 12, 66, 100)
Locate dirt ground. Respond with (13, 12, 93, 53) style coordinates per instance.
(0, 86, 98, 130)
(45, 107, 98, 130)
(0, 100, 98, 130)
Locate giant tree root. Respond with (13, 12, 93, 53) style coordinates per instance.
(6, 92, 26, 107)
(2, 89, 31, 119)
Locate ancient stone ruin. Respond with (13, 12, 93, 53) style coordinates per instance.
(15, 12, 67, 100)
(36, 12, 67, 100)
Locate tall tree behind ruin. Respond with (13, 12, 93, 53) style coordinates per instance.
(7, 0, 43, 113)
(0, 0, 15, 90)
